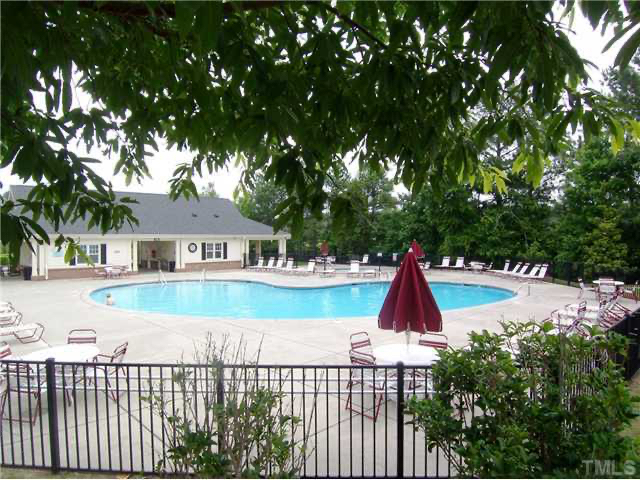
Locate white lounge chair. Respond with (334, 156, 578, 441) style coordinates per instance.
(528, 264, 548, 281)
(508, 263, 531, 278)
(347, 261, 361, 277)
(450, 257, 465, 270)
(0, 322, 45, 344)
(361, 265, 377, 278)
(264, 257, 284, 272)
(500, 262, 522, 277)
(248, 257, 264, 271)
(435, 256, 450, 268)
(361, 254, 369, 264)
(488, 260, 510, 275)
(279, 258, 295, 274)
(261, 257, 275, 272)
(294, 260, 315, 275)
(421, 261, 431, 272)
(0, 311, 22, 328)
(514, 264, 540, 279)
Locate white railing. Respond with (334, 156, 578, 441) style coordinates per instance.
(200, 268, 206, 282)
(158, 268, 168, 285)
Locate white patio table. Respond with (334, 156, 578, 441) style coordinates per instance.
(592, 280, 624, 287)
(21, 344, 99, 363)
(372, 344, 439, 366)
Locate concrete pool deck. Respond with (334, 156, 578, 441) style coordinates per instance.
(1, 268, 637, 476)
(0, 268, 620, 364)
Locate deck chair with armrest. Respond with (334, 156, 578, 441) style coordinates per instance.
(488, 260, 510, 275)
(450, 257, 465, 270)
(435, 256, 450, 269)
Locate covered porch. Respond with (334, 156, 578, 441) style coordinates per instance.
(242, 236, 288, 267)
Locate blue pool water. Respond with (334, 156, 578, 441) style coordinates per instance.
(90, 281, 514, 319)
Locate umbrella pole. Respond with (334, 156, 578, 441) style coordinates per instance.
(405, 329, 411, 349)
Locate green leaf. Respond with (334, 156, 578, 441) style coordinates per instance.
(176, 1, 199, 38)
(614, 25, 640, 69)
(609, 118, 624, 154)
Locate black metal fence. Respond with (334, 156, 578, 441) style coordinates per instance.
(1, 361, 451, 478)
(611, 308, 640, 380)
(245, 251, 640, 285)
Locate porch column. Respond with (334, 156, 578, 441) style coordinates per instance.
(278, 238, 286, 258)
(132, 240, 138, 272)
(256, 240, 261, 257)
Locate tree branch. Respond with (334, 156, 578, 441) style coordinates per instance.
(73, 1, 283, 19)
(314, 2, 387, 49)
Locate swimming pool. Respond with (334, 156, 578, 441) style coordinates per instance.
(90, 281, 514, 319)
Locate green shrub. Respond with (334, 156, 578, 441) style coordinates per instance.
(407, 321, 639, 478)
(145, 335, 311, 478)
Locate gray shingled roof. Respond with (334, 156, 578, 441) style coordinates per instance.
(8, 185, 284, 236)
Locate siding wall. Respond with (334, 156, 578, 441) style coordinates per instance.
(179, 238, 243, 269)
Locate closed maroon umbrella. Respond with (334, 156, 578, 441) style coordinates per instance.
(378, 249, 442, 345)
(410, 240, 425, 258)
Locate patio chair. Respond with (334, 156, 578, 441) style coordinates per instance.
(248, 257, 264, 271)
(89, 342, 129, 400)
(261, 257, 275, 271)
(265, 256, 285, 272)
(435, 256, 450, 268)
(577, 278, 597, 299)
(0, 342, 12, 359)
(488, 260, 510, 275)
(418, 332, 448, 350)
(0, 311, 22, 328)
(421, 261, 431, 272)
(449, 257, 464, 270)
(361, 264, 377, 278)
(94, 268, 107, 279)
(500, 262, 523, 277)
(67, 329, 97, 345)
(347, 260, 361, 277)
(0, 302, 15, 315)
(531, 264, 549, 281)
(319, 265, 336, 277)
(362, 254, 369, 264)
(0, 363, 50, 425)
(350, 332, 374, 356)
(0, 322, 45, 344)
(597, 281, 617, 303)
(345, 350, 392, 422)
(515, 264, 540, 280)
(294, 259, 315, 275)
(279, 258, 295, 274)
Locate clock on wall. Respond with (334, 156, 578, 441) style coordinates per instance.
(188, 242, 197, 253)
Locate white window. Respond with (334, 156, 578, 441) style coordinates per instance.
(77, 244, 100, 264)
(215, 242, 222, 259)
(206, 243, 214, 260)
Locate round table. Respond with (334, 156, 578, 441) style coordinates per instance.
(372, 344, 439, 366)
(21, 344, 99, 363)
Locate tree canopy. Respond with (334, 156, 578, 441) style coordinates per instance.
(2, 1, 640, 257)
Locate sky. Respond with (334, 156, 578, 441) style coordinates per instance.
(0, 7, 631, 200)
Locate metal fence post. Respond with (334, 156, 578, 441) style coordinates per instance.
(396, 361, 404, 479)
(45, 358, 60, 473)
(216, 364, 225, 451)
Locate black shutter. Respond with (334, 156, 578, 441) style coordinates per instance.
(101, 244, 107, 265)
(202, 243, 206, 261)
(70, 255, 76, 266)
(223, 242, 228, 260)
